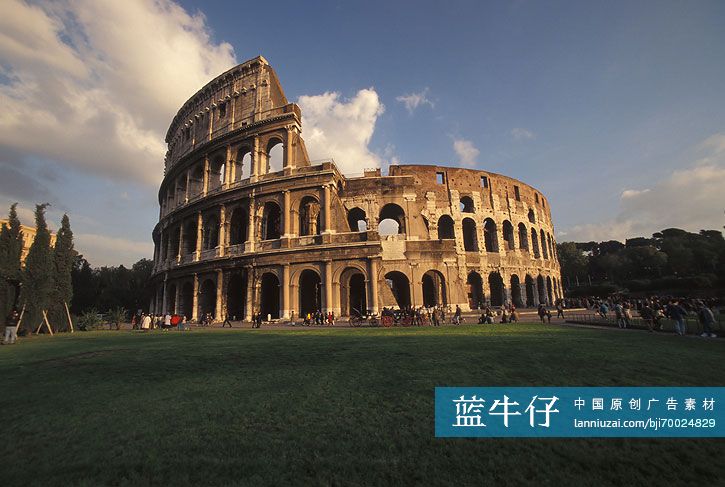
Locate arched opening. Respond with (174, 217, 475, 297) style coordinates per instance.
(190, 164, 204, 196)
(176, 176, 187, 204)
(299, 196, 321, 236)
(267, 139, 284, 173)
(422, 270, 447, 307)
(546, 276, 553, 305)
(299, 269, 322, 317)
(166, 284, 176, 314)
(209, 154, 225, 191)
(378, 203, 406, 235)
(483, 218, 498, 252)
(199, 279, 216, 319)
(226, 273, 246, 320)
(518, 223, 529, 251)
(437, 215, 455, 239)
(488, 272, 505, 307)
(235, 147, 251, 181)
(260, 273, 280, 319)
(540, 229, 549, 259)
(525, 275, 536, 307)
(340, 268, 367, 316)
(510, 275, 523, 308)
(184, 220, 197, 255)
(462, 218, 478, 251)
(528, 209, 536, 224)
(262, 202, 281, 240)
(552, 277, 559, 300)
(347, 207, 367, 232)
(502, 220, 515, 250)
(203, 214, 219, 250)
(180, 282, 193, 319)
(384, 271, 411, 309)
(170, 226, 180, 258)
(459, 196, 475, 213)
(537, 275, 547, 305)
(229, 208, 248, 245)
(531, 228, 540, 258)
(467, 271, 484, 310)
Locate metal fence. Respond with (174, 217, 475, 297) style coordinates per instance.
(565, 313, 724, 336)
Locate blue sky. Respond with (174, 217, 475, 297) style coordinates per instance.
(1, 0, 724, 265)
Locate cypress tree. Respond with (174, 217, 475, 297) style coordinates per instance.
(21, 204, 53, 333)
(0, 203, 24, 324)
(50, 214, 75, 331)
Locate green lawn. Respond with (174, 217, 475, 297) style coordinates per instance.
(1, 324, 723, 486)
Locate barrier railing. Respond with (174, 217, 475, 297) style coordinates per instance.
(565, 312, 724, 336)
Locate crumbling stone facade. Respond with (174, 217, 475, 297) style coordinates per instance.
(151, 56, 562, 321)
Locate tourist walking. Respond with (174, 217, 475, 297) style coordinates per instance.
(667, 300, 688, 336)
(140, 313, 152, 331)
(697, 301, 717, 338)
(222, 314, 232, 328)
(556, 302, 565, 319)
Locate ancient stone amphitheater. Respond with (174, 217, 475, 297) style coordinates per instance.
(151, 56, 562, 321)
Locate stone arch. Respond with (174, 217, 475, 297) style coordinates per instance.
(262, 201, 281, 240)
(184, 219, 197, 255)
(266, 137, 284, 174)
(462, 218, 478, 251)
(488, 272, 505, 307)
(170, 226, 181, 258)
(547, 276, 554, 305)
(209, 152, 226, 191)
(228, 207, 248, 245)
(180, 281, 194, 319)
(510, 274, 523, 308)
(384, 271, 411, 309)
(166, 283, 177, 314)
(176, 175, 187, 203)
(198, 278, 216, 319)
(437, 215, 455, 240)
(528, 208, 536, 224)
(483, 218, 498, 253)
(340, 267, 367, 316)
(502, 220, 515, 250)
(259, 272, 280, 319)
(299, 269, 322, 317)
(540, 229, 549, 259)
(299, 195, 321, 236)
(525, 274, 536, 307)
(537, 274, 547, 305)
(202, 213, 219, 250)
(190, 163, 204, 197)
(379, 203, 406, 235)
(422, 270, 447, 307)
(347, 207, 367, 232)
(226, 273, 247, 320)
(518, 223, 529, 251)
(459, 196, 475, 213)
(531, 228, 540, 258)
(467, 271, 484, 310)
(234, 146, 252, 181)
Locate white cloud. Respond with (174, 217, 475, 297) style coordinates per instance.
(510, 127, 535, 140)
(0, 0, 236, 187)
(75, 233, 154, 267)
(560, 133, 725, 242)
(452, 138, 480, 167)
(297, 89, 385, 175)
(396, 87, 434, 114)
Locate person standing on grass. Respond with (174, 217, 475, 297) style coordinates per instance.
(667, 300, 688, 336)
(538, 304, 547, 323)
(556, 301, 565, 319)
(697, 301, 717, 338)
(614, 302, 625, 328)
(222, 314, 232, 328)
(2, 308, 19, 345)
(140, 313, 151, 331)
(454, 305, 462, 325)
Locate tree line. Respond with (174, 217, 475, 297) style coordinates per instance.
(0, 203, 154, 332)
(557, 228, 725, 296)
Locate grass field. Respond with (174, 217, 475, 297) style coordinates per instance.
(1, 323, 723, 486)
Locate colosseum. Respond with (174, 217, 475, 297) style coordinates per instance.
(150, 56, 562, 322)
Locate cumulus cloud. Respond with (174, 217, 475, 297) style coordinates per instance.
(452, 138, 480, 167)
(560, 133, 725, 242)
(396, 87, 434, 114)
(0, 0, 236, 186)
(297, 89, 385, 175)
(511, 127, 535, 140)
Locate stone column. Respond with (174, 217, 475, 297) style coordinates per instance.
(177, 225, 184, 263)
(174, 283, 181, 314)
(185, 171, 190, 203)
(284, 127, 294, 169)
(218, 204, 226, 257)
(224, 144, 232, 189)
(245, 196, 255, 252)
(322, 184, 332, 233)
(166, 230, 173, 265)
(215, 269, 223, 321)
(282, 263, 290, 319)
(283, 190, 291, 238)
(251, 136, 260, 181)
(195, 211, 203, 260)
(202, 155, 210, 196)
(162, 275, 168, 314)
(368, 258, 379, 314)
(244, 267, 254, 322)
(192, 273, 199, 321)
(324, 260, 333, 313)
